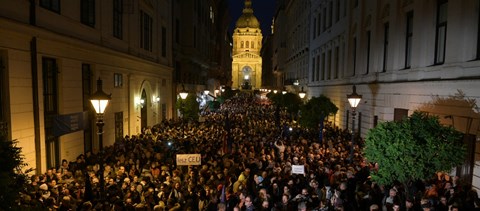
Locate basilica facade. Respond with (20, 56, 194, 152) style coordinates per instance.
(231, 0, 263, 90)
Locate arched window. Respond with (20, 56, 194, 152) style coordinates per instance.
(241, 41, 244, 48)
(246, 41, 249, 48)
(251, 42, 255, 49)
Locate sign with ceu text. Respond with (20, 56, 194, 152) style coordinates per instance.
(176, 154, 201, 166)
(292, 165, 305, 174)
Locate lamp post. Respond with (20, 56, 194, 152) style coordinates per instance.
(179, 84, 188, 100)
(347, 85, 362, 163)
(298, 87, 306, 99)
(178, 85, 188, 119)
(89, 78, 111, 201)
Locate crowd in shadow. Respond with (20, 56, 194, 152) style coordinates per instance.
(18, 92, 480, 210)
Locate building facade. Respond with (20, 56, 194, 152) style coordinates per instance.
(0, 0, 174, 173)
(232, 0, 263, 90)
(267, 0, 480, 188)
(172, 0, 231, 95)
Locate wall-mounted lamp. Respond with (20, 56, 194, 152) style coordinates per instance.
(135, 97, 145, 109)
(153, 96, 160, 103)
(273, 90, 278, 94)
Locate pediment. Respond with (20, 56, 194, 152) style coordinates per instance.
(233, 52, 260, 59)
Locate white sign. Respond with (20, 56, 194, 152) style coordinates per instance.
(292, 165, 305, 174)
(176, 154, 201, 166)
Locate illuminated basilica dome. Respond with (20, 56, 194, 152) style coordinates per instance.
(235, 0, 260, 29)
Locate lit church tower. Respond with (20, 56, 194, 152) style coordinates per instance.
(232, 0, 263, 90)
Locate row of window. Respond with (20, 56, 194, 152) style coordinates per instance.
(311, 44, 342, 82)
(40, 0, 167, 56)
(311, 0, 451, 82)
(238, 40, 259, 49)
(312, 0, 347, 39)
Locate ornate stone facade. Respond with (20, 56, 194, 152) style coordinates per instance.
(231, 0, 263, 89)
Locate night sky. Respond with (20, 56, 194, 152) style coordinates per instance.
(227, 0, 276, 37)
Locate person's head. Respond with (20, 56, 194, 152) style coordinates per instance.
(406, 199, 414, 208)
(119, 166, 126, 174)
(261, 200, 269, 208)
(450, 205, 459, 211)
(108, 177, 115, 186)
(217, 203, 226, 211)
(369, 204, 379, 211)
(174, 181, 181, 189)
(444, 181, 452, 190)
(298, 202, 307, 211)
(301, 188, 309, 195)
(244, 195, 253, 207)
(440, 196, 447, 205)
(282, 194, 289, 204)
(389, 188, 397, 197)
(420, 199, 432, 211)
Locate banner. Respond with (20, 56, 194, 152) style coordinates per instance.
(176, 154, 201, 166)
(292, 165, 305, 174)
(53, 111, 89, 137)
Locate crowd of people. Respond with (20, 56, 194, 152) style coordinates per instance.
(18, 92, 480, 210)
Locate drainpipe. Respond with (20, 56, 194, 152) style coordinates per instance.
(31, 37, 42, 174)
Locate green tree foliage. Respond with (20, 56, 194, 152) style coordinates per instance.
(216, 87, 237, 103)
(364, 111, 466, 186)
(0, 139, 32, 210)
(267, 92, 303, 115)
(175, 94, 199, 121)
(207, 100, 220, 111)
(298, 95, 338, 129)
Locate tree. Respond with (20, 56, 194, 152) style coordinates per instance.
(364, 111, 466, 187)
(216, 87, 236, 104)
(175, 94, 200, 121)
(0, 138, 32, 210)
(267, 92, 303, 118)
(298, 95, 338, 129)
(207, 100, 220, 111)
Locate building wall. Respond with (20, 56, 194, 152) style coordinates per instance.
(0, 0, 173, 173)
(270, 0, 480, 187)
(283, 0, 310, 90)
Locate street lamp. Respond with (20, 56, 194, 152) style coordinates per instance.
(179, 84, 188, 99)
(347, 85, 362, 163)
(89, 78, 111, 201)
(298, 87, 306, 99)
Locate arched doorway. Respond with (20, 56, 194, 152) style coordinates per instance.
(241, 66, 252, 89)
(141, 89, 147, 131)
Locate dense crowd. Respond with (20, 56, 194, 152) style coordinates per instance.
(18, 92, 480, 210)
